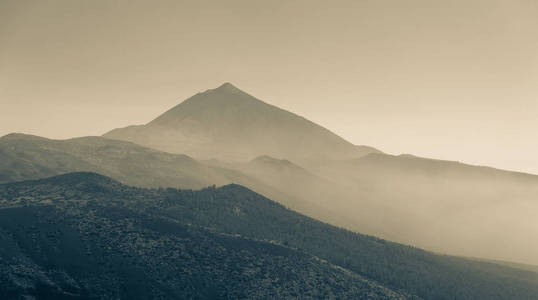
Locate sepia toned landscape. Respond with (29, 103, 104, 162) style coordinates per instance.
(1, 1, 537, 299)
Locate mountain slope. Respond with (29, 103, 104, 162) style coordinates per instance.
(104, 83, 380, 162)
(307, 153, 538, 264)
(0, 133, 340, 216)
(2, 173, 538, 300)
(0, 133, 263, 189)
(0, 173, 417, 300)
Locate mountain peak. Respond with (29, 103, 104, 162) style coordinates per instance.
(104, 83, 381, 161)
(215, 82, 241, 93)
(1, 133, 48, 141)
(146, 82, 262, 127)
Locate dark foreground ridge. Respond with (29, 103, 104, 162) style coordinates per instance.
(1, 173, 538, 299)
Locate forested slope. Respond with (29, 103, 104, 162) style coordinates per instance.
(1, 173, 538, 299)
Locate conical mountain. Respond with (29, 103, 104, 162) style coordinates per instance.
(104, 83, 380, 161)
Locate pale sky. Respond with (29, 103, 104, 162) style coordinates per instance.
(1, 0, 537, 174)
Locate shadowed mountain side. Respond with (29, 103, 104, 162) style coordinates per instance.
(2, 173, 538, 300)
(0, 174, 414, 300)
(104, 83, 381, 162)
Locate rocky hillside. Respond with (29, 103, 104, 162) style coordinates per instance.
(0, 173, 415, 300)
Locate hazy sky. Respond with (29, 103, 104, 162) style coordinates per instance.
(1, 0, 537, 174)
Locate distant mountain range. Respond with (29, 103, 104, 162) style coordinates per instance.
(2, 83, 538, 267)
(2, 172, 538, 299)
